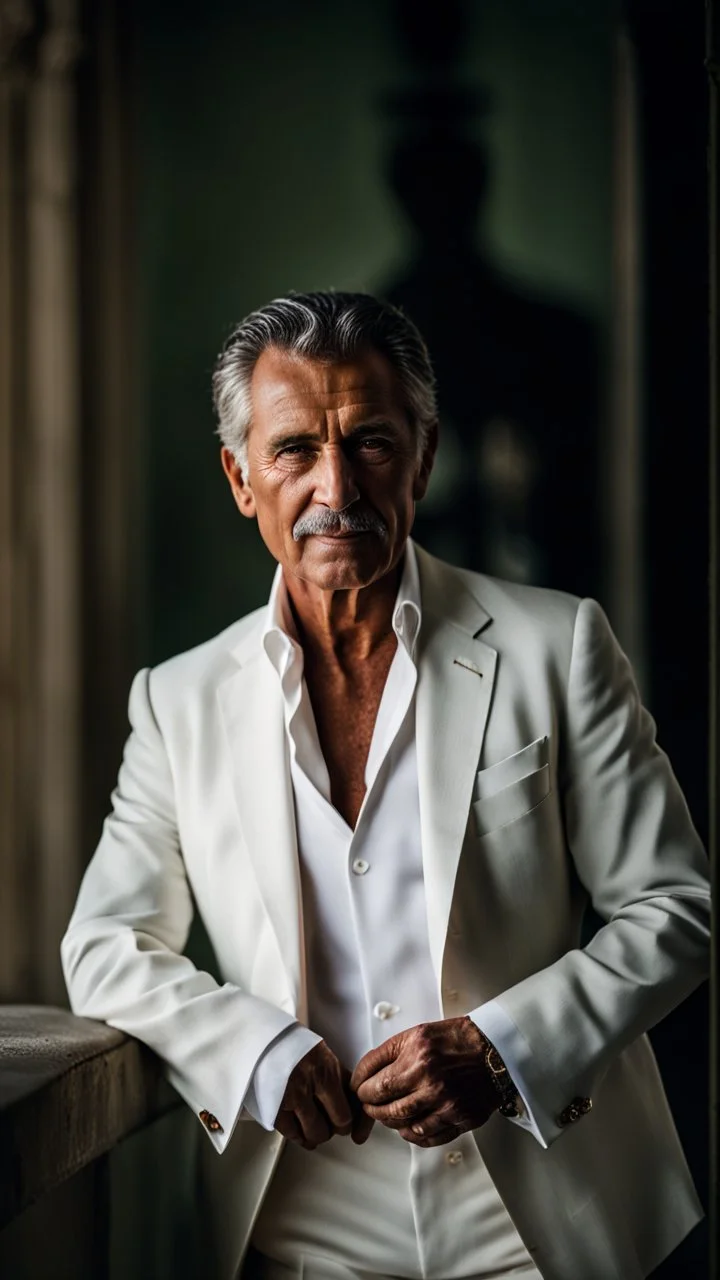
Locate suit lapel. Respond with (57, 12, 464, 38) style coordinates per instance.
(414, 545, 497, 985)
(217, 629, 306, 1020)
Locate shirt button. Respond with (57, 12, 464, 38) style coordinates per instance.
(352, 858, 370, 876)
(446, 1150, 463, 1165)
(373, 1001, 400, 1021)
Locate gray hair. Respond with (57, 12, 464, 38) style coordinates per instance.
(212, 291, 437, 474)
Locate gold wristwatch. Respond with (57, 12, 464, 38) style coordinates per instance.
(481, 1034, 523, 1118)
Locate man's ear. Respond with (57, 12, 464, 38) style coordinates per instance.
(413, 420, 439, 502)
(221, 446, 257, 519)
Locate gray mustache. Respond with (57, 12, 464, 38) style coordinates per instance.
(292, 507, 388, 542)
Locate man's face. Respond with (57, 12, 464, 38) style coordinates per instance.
(221, 345, 437, 592)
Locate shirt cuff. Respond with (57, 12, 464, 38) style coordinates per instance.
(468, 1000, 550, 1148)
(242, 1023, 324, 1130)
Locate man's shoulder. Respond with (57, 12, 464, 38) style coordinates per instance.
(416, 543, 583, 634)
(147, 604, 266, 704)
(460, 561, 581, 612)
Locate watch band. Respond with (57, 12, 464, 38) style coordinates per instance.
(477, 1030, 523, 1118)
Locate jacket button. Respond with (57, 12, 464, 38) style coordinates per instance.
(199, 1109, 224, 1133)
(557, 1096, 592, 1127)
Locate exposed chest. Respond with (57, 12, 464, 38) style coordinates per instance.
(304, 640, 397, 829)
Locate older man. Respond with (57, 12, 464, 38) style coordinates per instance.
(61, 292, 709, 1280)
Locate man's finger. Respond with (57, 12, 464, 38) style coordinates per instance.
(397, 1123, 459, 1148)
(354, 1064, 407, 1106)
(316, 1079, 354, 1135)
(344, 1068, 375, 1144)
(350, 1107, 375, 1145)
(405, 1107, 455, 1139)
(395, 1102, 460, 1146)
(295, 1099, 332, 1149)
(275, 1109, 303, 1144)
(350, 1035, 402, 1093)
(361, 1090, 428, 1127)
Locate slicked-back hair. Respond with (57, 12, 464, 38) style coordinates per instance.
(212, 291, 438, 473)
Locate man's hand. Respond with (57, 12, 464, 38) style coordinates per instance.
(275, 1040, 375, 1150)
(349, 1016, 498, 1147)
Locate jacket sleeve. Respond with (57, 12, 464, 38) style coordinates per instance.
(60, 667, 300, 1153)
(470, 596, 710, 1149)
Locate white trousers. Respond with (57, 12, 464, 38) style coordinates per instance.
(249, 1121, 542, 1280)
(244, 1245, 543, 1280)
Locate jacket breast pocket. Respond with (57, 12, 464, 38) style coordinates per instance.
(471, 735, 551, 838)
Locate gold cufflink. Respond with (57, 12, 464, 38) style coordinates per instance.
(199, 1109, 224, 1133)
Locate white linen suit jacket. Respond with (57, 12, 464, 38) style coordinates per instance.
(61, 542, 710, 1280)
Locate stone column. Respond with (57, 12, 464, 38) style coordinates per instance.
(0, 0, 83, 1003)
(0, 0, 37, 1000)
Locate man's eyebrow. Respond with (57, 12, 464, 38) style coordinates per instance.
(265, 429, 320, 453)
(345, 418, 397, 434)
(265, 420, 398, 453)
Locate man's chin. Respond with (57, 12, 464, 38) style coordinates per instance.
(293, 534, 390, 590)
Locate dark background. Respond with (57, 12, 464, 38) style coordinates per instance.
(134, 0, 615, 662)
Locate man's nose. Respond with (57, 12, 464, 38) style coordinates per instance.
(314, 444, 360, 511)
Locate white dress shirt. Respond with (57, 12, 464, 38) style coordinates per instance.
(245, 541, 540, 1279)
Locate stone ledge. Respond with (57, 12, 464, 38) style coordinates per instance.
(0, 1005, 181, 1228)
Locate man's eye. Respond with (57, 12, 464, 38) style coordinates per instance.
(278, 444, 312, 457)
(358, 437, 390, 451)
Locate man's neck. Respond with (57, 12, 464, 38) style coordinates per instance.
(284, 560, 402, 670)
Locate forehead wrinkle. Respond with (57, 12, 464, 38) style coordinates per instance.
(257, 382, 393, 412)
(249, 349, 409, 443)
(255, 385, 396, 428)
(252, 346, 400, 402)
